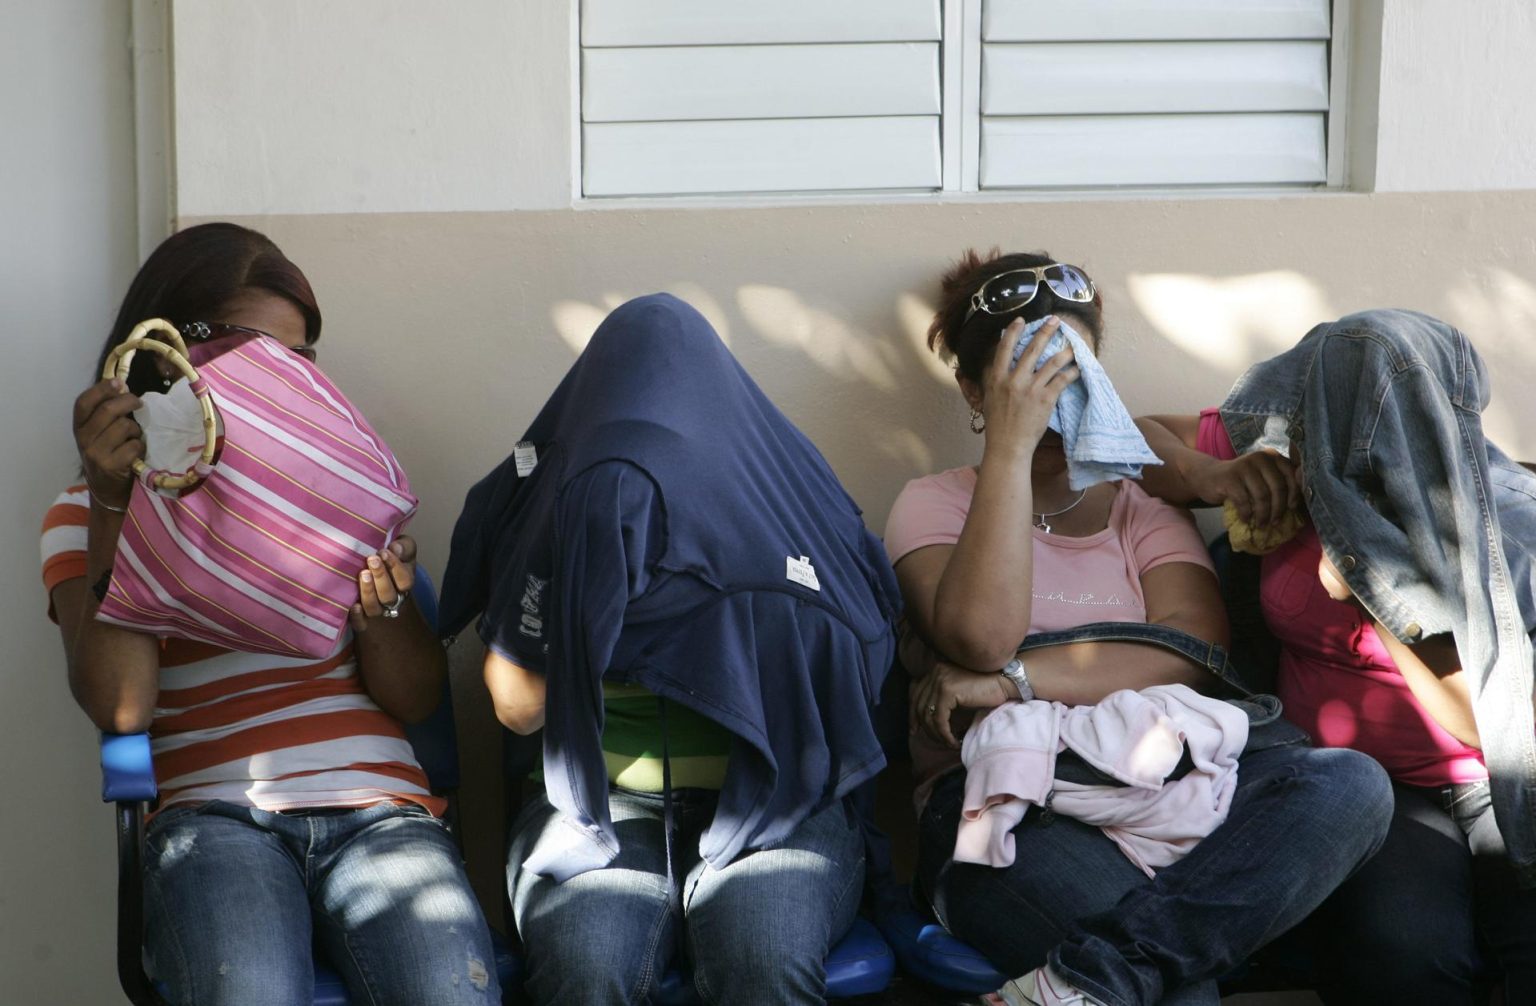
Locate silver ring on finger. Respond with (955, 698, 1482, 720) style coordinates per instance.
(380, 593, 406, 619)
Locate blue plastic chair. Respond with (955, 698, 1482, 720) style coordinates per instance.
(874, 893, 1009, 995)
(499, 729, 897, 1002)
(99, 568, 521, 1005)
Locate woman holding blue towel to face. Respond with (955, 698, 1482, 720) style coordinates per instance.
(886, 249, 1394, 1006)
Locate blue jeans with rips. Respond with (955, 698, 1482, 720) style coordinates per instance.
(142, 800, 500, 1006)
(507, 788, 865, 1006)
(917, 745, 1393, 1006)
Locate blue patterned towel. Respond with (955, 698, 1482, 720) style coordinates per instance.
(1010, 316, 1162, 490)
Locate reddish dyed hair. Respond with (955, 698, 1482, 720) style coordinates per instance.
(96, 223, 322, 395)
(927, 248, 1105, 384)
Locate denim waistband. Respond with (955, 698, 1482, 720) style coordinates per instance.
(1015, 621, 1302, 744)
(1016, 621, 1252, 696)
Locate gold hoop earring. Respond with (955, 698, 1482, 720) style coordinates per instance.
(969, 408, 985, 435)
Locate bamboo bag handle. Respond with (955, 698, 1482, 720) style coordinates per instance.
(101, 318, 220, 492)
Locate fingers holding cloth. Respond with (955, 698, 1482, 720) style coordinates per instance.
(73, 377, 145, 511)
(351, 536, 418, 631)
(997, 316, 1163, 490)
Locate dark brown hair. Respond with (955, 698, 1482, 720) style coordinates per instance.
(927, 248, 1105, 384)
(96, 223, 321, 394)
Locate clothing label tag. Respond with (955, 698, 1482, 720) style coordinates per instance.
(785, 555, 820, 592)
(514, 441, 538, 477)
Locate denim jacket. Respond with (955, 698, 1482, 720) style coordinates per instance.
(1218, 309, 1536, 886)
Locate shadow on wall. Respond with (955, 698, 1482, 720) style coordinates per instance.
(551, 283, 953, 479)
(539, 266, 1536, 532)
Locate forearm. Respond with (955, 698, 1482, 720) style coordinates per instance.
(67, 607, 161, 733)
(1030, 576, 1225, 703)
(928, 446, 1039, 668)
(1373, 626, 1480, 748)
(63, 505, 160, 732)
(1134, 415, 1218, 506)
(355, 603, 447, 723)
(1019, 641, 1211, 706)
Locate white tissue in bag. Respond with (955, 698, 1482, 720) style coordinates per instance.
(134, 379, 222, 493)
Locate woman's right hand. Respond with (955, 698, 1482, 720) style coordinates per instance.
(1188, 450, 1301, 527)
(73, 378, 144, 510)
(979, 317, 1080, 458)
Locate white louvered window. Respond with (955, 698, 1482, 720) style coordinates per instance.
(578, 0, 1338, 199)
(580, 0, 943, 197)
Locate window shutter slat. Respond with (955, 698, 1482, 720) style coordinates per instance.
(983, 0, 1330, 42)
(584, 44, 940, 122)
(582, 0, 940, 47)
(584, 117, 942, 196)
(982, 41, 1328, 115)
(980, 113, 1326, 187)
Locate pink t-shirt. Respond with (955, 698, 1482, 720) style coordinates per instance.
(1197, 408, 1487, 786)
(884, 469, 1215, 803)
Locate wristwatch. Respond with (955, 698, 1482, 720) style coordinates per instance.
(999, 657, 1035, 702)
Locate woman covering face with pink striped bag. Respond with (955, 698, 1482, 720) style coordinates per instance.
(43, 222, 499, 1006)
(93, 312, 417, 658)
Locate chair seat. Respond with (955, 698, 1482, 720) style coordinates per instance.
(649, 916, 894, 1004)
(876, 905, 1008, 995)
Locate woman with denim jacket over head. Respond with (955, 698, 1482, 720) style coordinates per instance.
(888, 249, 1393, 1006)
(44, 223, 500, 1006)
(1137, 308, 1536, 1005)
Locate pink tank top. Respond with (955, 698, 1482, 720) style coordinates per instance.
(1198, 409, 1486, 786)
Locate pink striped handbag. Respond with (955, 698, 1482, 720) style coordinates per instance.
(96, 319, 418, 658)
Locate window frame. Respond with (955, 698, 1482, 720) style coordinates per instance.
(572, 0, 1352, 205)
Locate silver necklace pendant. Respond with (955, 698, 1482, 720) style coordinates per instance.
(1032, 488, 1088, 535)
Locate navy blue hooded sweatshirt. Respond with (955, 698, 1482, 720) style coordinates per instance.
(439, 294, 901, 880)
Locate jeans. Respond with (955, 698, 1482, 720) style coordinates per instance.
(508, 788, 865, 1005)
(143, 800, 500, 1006)
(1295, 779, 1536, 1005)
(917, 745, 1393, 1006)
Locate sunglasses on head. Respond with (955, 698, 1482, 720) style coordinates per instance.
(964, 264, 1096, 322)
(180, 320, 318, 362)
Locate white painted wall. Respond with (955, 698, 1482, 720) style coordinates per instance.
(173, 0, 573, 215)
(0, 4, 142, 1002)
(174, 0, 1536, 212)
(1372, 0, 1536, 192)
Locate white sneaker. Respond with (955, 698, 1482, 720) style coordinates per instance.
(998, 964, 1104, 1006)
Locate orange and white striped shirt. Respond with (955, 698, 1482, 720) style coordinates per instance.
(42, 486, 444, 815)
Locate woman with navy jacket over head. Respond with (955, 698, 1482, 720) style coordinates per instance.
(439, 293, 902, 1005)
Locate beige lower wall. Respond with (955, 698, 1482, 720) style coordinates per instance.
(193, 189, 1536, 917)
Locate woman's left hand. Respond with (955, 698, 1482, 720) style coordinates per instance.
(350, 536, 417, 631)
(910, 658, 1014, 748)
